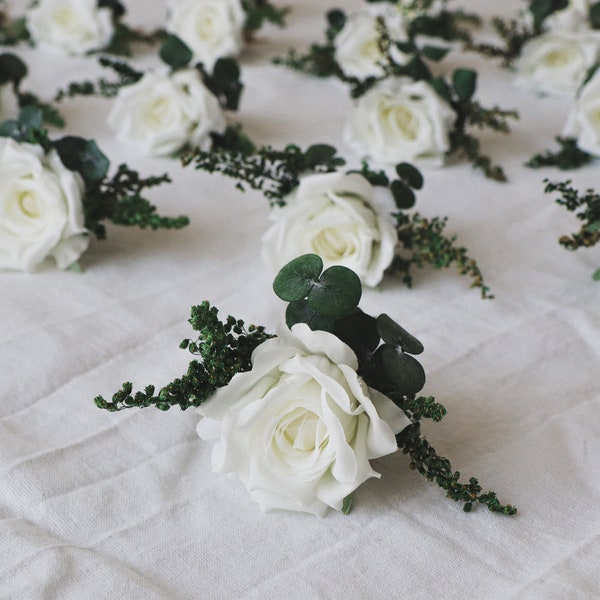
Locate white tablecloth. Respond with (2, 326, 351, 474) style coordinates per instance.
(1, 1, 599, 598)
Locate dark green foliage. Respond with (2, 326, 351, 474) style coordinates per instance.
(544, 179, 600, 278)
(160, 34, 193, 69)
(527, 137, 593, 171)
(0, 8, 29, 45)
(241, 0, 289, 33)
(94, 302, 274, 411)
(200, 58, 244, 111)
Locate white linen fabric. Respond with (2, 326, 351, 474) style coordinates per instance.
(0, 1, 599, 598)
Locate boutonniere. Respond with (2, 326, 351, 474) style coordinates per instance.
(527, 67, 600, 169)
(274, 10, 518, 180)
(166, 0, 289, 70)
(471, 0, 600, 97)
(544, 179, 600, 279)
(56, 35, 249, 158)
(0, 107, 188, 272)
(181, 141, 492, 297)
(0, 0, 164, 56)
(95, 254, 516, 517)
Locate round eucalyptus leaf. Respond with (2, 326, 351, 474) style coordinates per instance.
(395, 163, 424, 190)
(304, 144, 337, 167)
(273, 254, 323, 302)
(376, 314, 424, 355)
(159, 34, 193, 70)
(590, 2, 600, 28)
(391, 179, 416, 209)
(326, 9, 346, 33)
(19, 105, 43, 130)
(307, 265, 362, 316)
(286, 300, 335, 332)
(0, 53, 27, 85)
(377, 345, 426, 395)
(421, 45, 450, 62)
(334, 309, 380, 359)
(452, 69, 477, 101)
(54, 136, 109, 182)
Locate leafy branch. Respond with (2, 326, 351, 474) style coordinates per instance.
(95, 302, 274, 411)
(527, 137, 593, 171)
(242, 0, 290, 36)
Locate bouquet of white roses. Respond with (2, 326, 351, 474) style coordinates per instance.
(95, 254, 516, 517)
(0, 106, 188, 272)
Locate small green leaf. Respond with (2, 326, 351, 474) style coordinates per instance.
(395, 163, 424, 190)
(342, 494, 353, 515)
(405, 56, 432, 81)
(19, 105, 44, 130)
(54, 136, 110, 181)
(376, 314, 424, 355)
(307, 265, 362, 317)
(377, 345, 426, 395)
(590, 2, 600, 28)
(0, 119, 19, 138)
(391, 180, 416, 210)
(453, 69, 477, 101)
(421, 45, 450, 62)
(593, 268, 600, 281)
(0, 53, 27, 85)
(159, 34, 193, 69)
(285, 300, 336, 332)
(326, 9, 346, 34)
(333, 309, 380, 359)
(396, 41, 415, 54)
(429, 77, 452, 103)
(273, 254, 323, 302)
(304, 144, 337, 167)
(585, 220, 600, 232)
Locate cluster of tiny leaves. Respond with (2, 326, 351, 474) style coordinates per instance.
(274, 254, 514, 514)
(544, 179, 600, 279)
(94, 302, 273, 411)
(181, 142, 346, 205)
(241, 0, 290, 34)
(54, 57, 144, 101)
(391, 212, 492, 298)
(0, 5, 28, 46)
(526, 137, 593, 171)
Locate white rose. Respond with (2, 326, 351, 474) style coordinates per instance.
(166, 0, 246, 70)
(25, 0, 114, 55)
(107, 68, 226, 157)
(515, 31, 600, 96)
(262, 172, 398, 288)
(344, 78, 455, 166)
(0, 137, 89, 271)
(196, 323, 411, 516)
(563, 69, 600, 155)
(0, 83, 20, 121)
(544, 0, 591, 32)
(334, 6, 409, 79)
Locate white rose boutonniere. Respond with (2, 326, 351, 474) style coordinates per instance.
(95, 255, 516, 517)
(515, 31, 600, 96)
(262, 172, 398, 287)
(25, 0, 115, 55)
(196, 322, 410, 516)
(345, 78, 455, 167)
(0, 106, 189, 272)
(107, 68, 226, 157)
(0, 136, 88, 271)
(334, 6, 409, 79)
(563, 69, 600, 155)
(166, 0, 246, 70)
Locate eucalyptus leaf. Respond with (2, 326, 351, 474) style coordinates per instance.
(304, 144, 337, 167)
(326, 9, 346, 34)
(591, 2, 600, 28)
(273, 254, 323, 302)
(19, 105, 44, 130)
(0, 53, 27, 85)
(391, 179, 416, 210)
(405, 56, 432, 81)
(54, 136, 109, 182)
(333, 309, 380, 360)
(429, 76, 452, 103)
(376, 345, 426, 395)
(160, 34, 193, 69)
(307, 265, 362, 317)
(453, 69, 477, 101)
(421, 45, 450, 62)
(286, 299, 335, 332)
(395, 163, 424, 190)
(585, 220, 600, 232)
(376, 314, 424, 355)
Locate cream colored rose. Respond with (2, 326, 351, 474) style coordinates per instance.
(166, 0, 246, 70)
(107, 68, 226, 157)
(0, 137, 89, 271)
(0, 83, 19, 121)
(515, 31, 600, 96)
(261, 172, 398, 287)
(25, 0, 114, 55)
(334, 6, 409, 79)
(196, 323, 410, 516)
(344, 78, 455, 166)
(563, 69, 600, 155)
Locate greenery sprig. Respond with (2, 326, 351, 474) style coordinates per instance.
(527, 137, 593, 171)
(544, 179, 600, 279)
(241, 0, 290, 37)
(0, 106, 189, 249)
(274, 12, 518, 181)
(0, 52, 63, 126)
(95, 254, 515, 515)
(181, 143, 491, 296)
